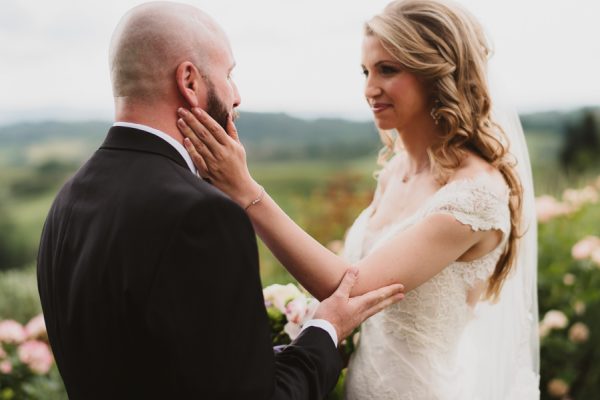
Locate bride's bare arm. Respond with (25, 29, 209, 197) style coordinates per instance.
(176, 107, 495, 300)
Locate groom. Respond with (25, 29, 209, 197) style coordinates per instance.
(37, 2, 404, 399)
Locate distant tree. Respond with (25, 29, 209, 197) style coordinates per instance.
(559, 110, 600, 172)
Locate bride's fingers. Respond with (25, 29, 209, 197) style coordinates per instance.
(177, 118, 219, 161)
(183, 138, 209, 177)
(226, 113, 240, 143)
(177, 118, 206, 154)
(178, 109, 222, 156)
(178, 119, 217, 167)
(190, 107, 232, 146)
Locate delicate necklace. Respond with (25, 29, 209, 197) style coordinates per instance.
(401, 164, 429, 183)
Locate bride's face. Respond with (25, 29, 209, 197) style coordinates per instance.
(361, 35, 430, 131)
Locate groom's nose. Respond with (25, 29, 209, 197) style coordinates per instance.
(231, 80, 241, 108)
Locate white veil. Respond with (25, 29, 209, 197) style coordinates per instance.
(457, 64, 540, 399)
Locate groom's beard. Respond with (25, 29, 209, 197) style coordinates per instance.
(205, 79, 234, 131)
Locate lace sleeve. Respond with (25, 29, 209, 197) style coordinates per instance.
(424, 176, 511, 286)
(426, 176, 511, 235)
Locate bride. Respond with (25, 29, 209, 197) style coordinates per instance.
(176, 0, 539, 398)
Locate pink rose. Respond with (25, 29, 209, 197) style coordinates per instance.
(0, 320, 27, 344)
(285, 297, 319, 325)
(285, 297, 308, 325)
(547, 378, 569, 397)
(284, 322, 302, 341)
(563, 186, 598, 208)
(263, 284, 303, 313)
(542, 310, 568, 330)
(568, 322, 590, 343)
(535, 195, 571, 223)
(25, 314, 48, 341)
(571, 236, 600, 260)
(592, 248, 600, 267)
(0, 360, 12, 374)
(17, 340, 54, 375)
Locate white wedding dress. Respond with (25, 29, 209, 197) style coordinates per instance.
(343, 172, 514, 400)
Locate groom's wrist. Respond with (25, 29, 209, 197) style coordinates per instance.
(301, 319, 338, 347)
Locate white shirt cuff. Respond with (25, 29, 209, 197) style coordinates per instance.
(301, 319, 338, 346)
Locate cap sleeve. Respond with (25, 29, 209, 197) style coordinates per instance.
(425, 175, 511, 237)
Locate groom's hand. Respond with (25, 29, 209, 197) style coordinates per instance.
(314, 267, 404, 344)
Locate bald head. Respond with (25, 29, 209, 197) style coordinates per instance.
(109, 1, 227, 102)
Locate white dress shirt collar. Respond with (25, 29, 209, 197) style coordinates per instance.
(113, 121, 197, 175)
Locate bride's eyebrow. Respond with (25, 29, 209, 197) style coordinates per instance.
(361, 60, 402, 69)
(374, 60, 401, 67)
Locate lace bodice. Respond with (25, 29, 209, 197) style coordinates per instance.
(343, 175, 511, 400)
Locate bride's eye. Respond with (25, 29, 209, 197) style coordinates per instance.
(380, 65, 399, 75)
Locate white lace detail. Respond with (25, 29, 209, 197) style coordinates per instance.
(343, 175, 511, 400)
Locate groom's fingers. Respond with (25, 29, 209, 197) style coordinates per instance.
(334, 267, 359, 299)
(355, 283, 404, 313)
(361, 291, 404, 321)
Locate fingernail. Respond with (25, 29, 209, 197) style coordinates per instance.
(177, 108, 185, 115)
(177, 118, 185, 126)
(183, 138, 191, 147)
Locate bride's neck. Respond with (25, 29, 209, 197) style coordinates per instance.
(397, 117, 443, 174)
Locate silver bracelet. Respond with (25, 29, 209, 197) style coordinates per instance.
(244, 186, 265, 211)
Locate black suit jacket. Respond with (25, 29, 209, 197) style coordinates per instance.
(37, 126, 342, 400)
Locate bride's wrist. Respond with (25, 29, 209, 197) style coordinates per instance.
(232, 180, 263, 210)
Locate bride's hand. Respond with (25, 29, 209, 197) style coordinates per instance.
(176, 107, 262, 208)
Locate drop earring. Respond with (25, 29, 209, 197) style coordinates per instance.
(430, 101, 441, 125)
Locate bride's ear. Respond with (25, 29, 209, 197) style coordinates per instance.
(175, 61, 207, 109)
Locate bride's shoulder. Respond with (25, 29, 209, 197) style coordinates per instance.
(446, 152, 508, 197)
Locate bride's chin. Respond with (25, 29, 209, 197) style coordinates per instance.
(373, 118, 396, 131)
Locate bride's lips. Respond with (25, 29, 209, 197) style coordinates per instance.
(371, 103, 393, 114)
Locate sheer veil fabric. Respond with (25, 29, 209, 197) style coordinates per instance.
(456, 65, 541, 399)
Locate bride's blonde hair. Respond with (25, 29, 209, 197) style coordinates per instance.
(367, 0, 523, 301)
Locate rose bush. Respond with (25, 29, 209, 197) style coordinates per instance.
(0, 315, 62, 400)
(536, 179, 600, 399)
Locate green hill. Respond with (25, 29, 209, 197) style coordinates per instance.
(0, 107, 598, 167)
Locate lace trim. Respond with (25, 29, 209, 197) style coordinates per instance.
(427, 175, 509, 229)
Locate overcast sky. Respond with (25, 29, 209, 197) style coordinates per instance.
(1, 0, 599, 124)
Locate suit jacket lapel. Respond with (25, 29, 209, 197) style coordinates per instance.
(100, 126, 190, 171)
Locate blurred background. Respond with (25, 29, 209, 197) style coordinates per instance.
(1, 0, 599, 399)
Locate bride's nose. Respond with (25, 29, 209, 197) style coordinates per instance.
(364, 77, 383, 100)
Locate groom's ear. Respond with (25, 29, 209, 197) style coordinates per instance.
(175, 61, 207, 109)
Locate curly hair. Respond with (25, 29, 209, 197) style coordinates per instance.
(366, 0, 523, 301)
